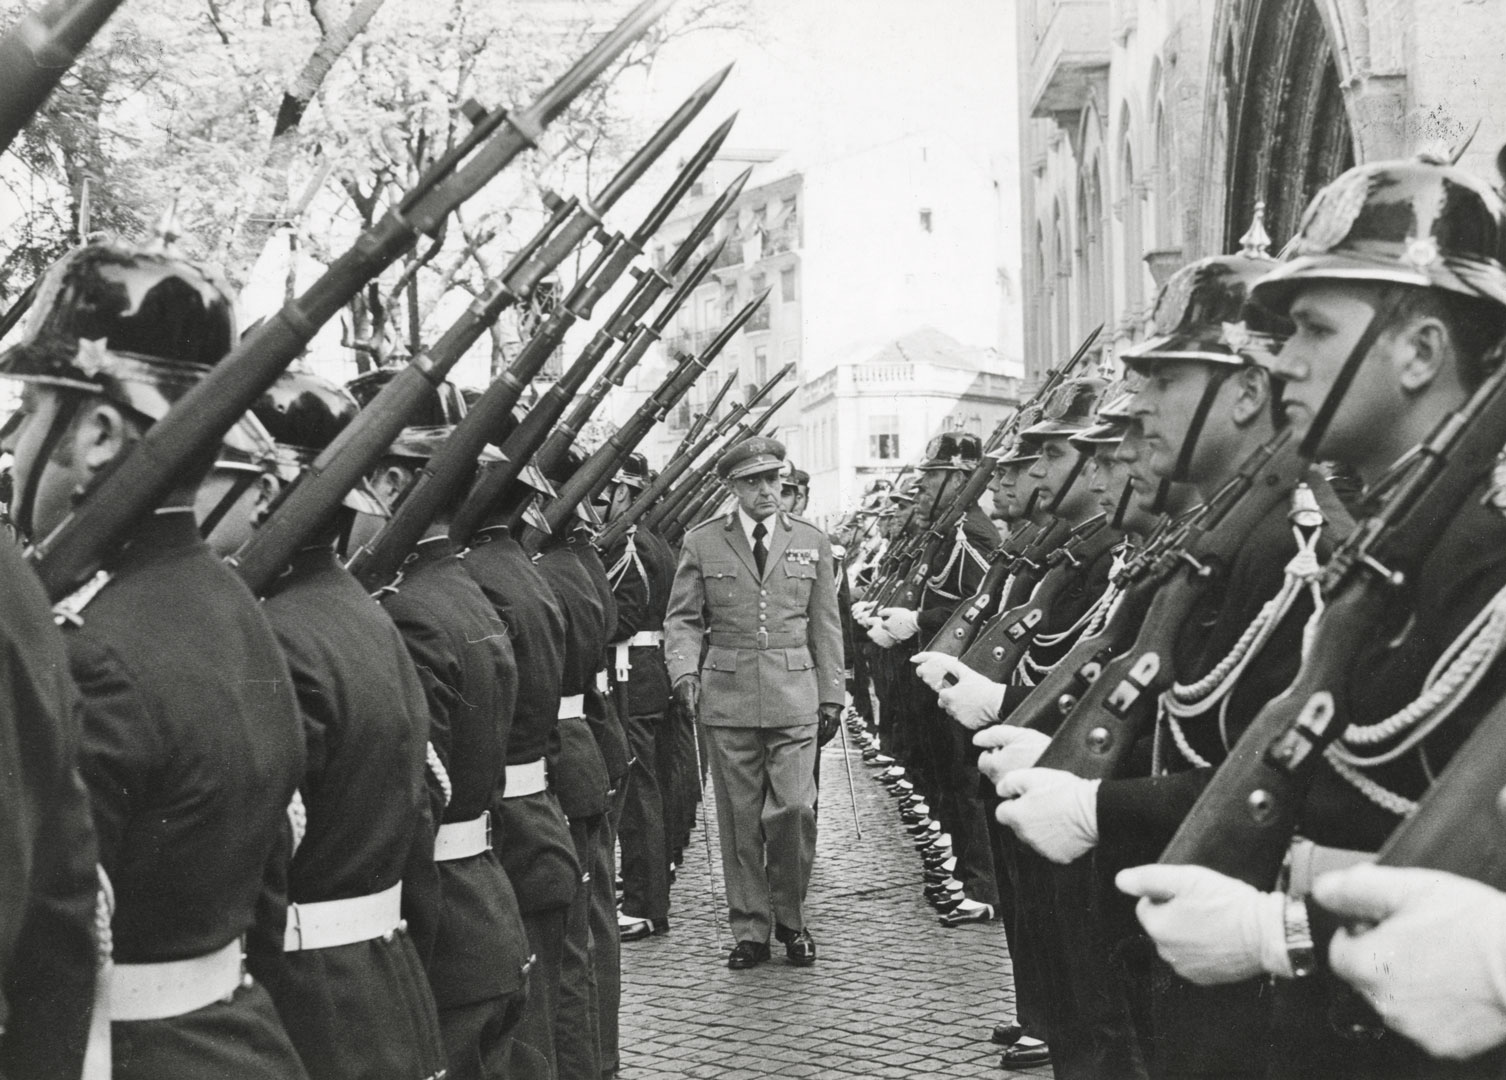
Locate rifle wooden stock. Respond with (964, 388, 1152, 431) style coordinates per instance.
(1035, 433, 1305, 779)
(1162, 362, 1506, 887)
(30, 0, 672, 600)
(959, 516, 1117, 683)
(997, 515, 1074, 609)
(924, 551, 1012, 657)
(0, 0, 127, 157)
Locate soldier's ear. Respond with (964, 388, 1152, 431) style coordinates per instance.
(1395, 316, 1448, 395)
(1229, 366, 1272, 427)
(76, 400, 139, 476)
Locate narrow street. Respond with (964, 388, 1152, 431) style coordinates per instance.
(618, 738, 1046, 1079)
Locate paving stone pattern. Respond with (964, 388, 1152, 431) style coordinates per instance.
(618, 738, 1047, 1079)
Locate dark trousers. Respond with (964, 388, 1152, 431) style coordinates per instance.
(618, 708, 670, 921)
(557, 816, 602, 1080)
(594, 787, 626, 1075)
(931, 716, 999, 907)
(439, 986, 528, 1080)
(990, 814, 1050, 1045)
(509, 909, 566, 1080)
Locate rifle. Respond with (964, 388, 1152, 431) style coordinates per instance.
(0, 0, 126, 157)
(672, 369, 737, 460)
(233, 69, 725, 593)
(661, 382, 792, 540)
(445, 160, 739, 548)
(526, 290, 772, 548)
(1162, 358, 1506, 888)
(342, 77, 730, 592)
(31, 0, 673, 600)
(598, 371, 794, 549)
(952, 514, 1119, 681)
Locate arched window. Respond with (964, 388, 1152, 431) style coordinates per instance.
(1119, 139, 1142, 315)
(1077, 160, 1107, 329)
(1053, 205, 1071, 362)
(1154, 101, 1180, 249)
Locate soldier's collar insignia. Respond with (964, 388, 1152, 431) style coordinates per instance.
(1295, 168, 1370, 255)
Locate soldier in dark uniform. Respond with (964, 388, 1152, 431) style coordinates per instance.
(0, 537, 100, 1079)
(1120, 156, 1506, 1080)
(0, 238, 308, 1079)
(200, 372, 446, 1080)
(337, 410, 533, 1080)
(600, 453, 675, 944)
(462, 464, 579, 1080)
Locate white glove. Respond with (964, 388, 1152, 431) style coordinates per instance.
(878, 607, 921, 642)
(1116, 864, 1289, 985)
(995, 768, 1101, 864)
(852, 599, 877, 622)
(1315, 865, 1506, 1060)
(937, 661, 1008, 730)
(866, 622, 899, 649)
(910, 650, 961, 693)
(974, 727, 1053, 788)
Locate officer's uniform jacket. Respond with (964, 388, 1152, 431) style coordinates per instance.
(378, 537, 531, 1009)
(665, 510, 844, 727)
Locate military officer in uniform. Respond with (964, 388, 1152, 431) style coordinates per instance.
(664, 436, 844, 969)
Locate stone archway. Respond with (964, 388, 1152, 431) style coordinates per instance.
(1221, 0, 1356, 249)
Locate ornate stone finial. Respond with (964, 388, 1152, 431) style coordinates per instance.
(1239, 202, 1272, 258)
(146, 198, 183, 253)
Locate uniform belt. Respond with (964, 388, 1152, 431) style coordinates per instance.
(707, 630, 805, 649)
(110, 938, 245, 1022)
(558, 693, 586, 719)
(595, 669, 609, 694)
(503, 758, 548, 798)
(284, 882, 403, 952)
(434, 812, 491, 862)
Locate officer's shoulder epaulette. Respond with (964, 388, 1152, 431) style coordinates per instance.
(784, 513, 823, 533)
(684, 517, 721, 536)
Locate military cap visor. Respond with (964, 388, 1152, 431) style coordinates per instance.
(1251, 247, 1506, 315)
(717, 436, 786, 480)
(262, 443, 390, 518)
(1069, 419, 1129, 449)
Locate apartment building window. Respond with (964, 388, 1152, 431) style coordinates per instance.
(919, 209, 933, 233)
(869, 415, 900, 460)
(721, 283, 736, 317)
(781, 268, 797, 302)
(753, 345, 768, 385)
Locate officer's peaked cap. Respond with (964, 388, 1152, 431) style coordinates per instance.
(718, 436, 786, 480)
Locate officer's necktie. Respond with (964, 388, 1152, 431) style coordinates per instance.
(752, 521, 768, 577)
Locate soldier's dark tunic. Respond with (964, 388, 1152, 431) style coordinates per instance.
(67, 510, 307, 1080)
(536, 537, 614, 1080)
(0, 539, 99, 1080)
(464, 525, 577, 1080)
(379, 536, 532, 1080)
(253, 547, 446, 1080)
(603, 525, 674, 925)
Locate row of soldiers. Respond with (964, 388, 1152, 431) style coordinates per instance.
(843, 149, 1506, 1078)
(0, 226, 732, 1078)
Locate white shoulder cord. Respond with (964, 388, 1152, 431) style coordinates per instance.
(287, 789, 308, 856)
(426, 742, 453, 809)
(927, 519, 987, 600)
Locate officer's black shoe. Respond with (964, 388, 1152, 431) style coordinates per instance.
(727, 941, 771, 969)
(991, 1021, 1023, 1046)
(999, 1038, 1051, 1067)
(775, 924, 817, 966)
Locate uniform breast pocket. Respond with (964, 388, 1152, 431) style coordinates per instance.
(782, 560, 816, 602)
(705, 563, 742, 606)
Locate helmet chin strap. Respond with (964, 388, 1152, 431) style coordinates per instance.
(1148, 477, 1172, 516)
(12, 394, 79, 543)
(1111, 476, 1134, 530)
(1046, 450, 1090, 516)
(1170, 367, 1232, 482)
(1297, 311, 1389, 460)
(198, 472, 260, 538)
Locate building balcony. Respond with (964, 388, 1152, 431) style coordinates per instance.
(760, 221, 799, 258)
(1029, 0, 1111, 121)
(743, 303, 771, 333)
(714, 240, 744, 270)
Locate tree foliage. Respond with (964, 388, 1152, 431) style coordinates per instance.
(1, 0, 749, 380)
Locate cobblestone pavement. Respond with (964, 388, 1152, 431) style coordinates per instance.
(617, 736, 1047, 1079)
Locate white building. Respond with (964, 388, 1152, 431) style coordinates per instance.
(616, 129, 1023, 520)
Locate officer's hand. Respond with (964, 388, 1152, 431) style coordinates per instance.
(672, 674, 701, 722)
(1116, 864, 1287, 985)
(878, 607, 921, 642)
(974, 726, 1052, 787)
(995, 768, 1100, 864)
(866, 622, 899, 649)
(936, 662, 1007, 730)
(1314, 865, 1506, 1059)
(817, 703, 842, 746)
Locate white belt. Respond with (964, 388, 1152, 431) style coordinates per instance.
(558, 693, 585, 719)
(110, 939, 245, 1022)
(615, 632, 664, 680)
(596, 669, 609, 694)
(503, 758, 548, 798)
(284, 882, 402, 952)
(434, 812, 491, 862)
